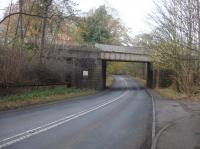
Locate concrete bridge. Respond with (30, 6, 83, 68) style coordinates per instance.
(47, 43, 153, 89)
(95, 43, 151, 62)
(95, 44, 153, 89)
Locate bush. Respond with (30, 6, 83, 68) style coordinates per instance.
(0, 48, 29, 87)
(0, 46, 73, 88)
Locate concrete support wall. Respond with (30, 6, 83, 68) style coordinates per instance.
(69, 48, 103, 89)
(71, 58, 103, 90)
(146, 62, 154, 88)
(58, 48, 154, 90)
(46, 44, 153, 90)
(102, 60, 107, 89)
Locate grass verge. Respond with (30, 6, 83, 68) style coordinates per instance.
(156, 88, 187, 100)
(106, 75, 113, 87)
(0, 87, 96, 111)
(156, 88, 200, 101)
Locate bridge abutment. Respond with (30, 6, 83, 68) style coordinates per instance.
(102, 60, 107, 89)
(69, 49, 103, 90)
(52, 44, 154, 90)
(146, 62, 154, 88)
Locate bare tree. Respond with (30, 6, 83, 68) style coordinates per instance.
(40, 0, 53, 62)
(0, 0, 77, 87)
(3, 1, 13, 47)
(19, 0, 23, 42)
(149, 0, 200, 94)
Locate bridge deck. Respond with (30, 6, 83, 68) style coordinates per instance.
(95, 43, 151, 62)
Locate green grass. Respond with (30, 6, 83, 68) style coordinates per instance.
(0, 87, 96, 110)
(0, 87, 84, 101)
(156, 88, 187, 100)
(106, 75, 113, 87)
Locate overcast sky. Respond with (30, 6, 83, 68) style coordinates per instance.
(0, 0, 155, 36)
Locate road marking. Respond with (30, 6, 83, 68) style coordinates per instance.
(149, 91, 156, 143)
(144, 90, 156, 149)
(0, 78, 129, 149)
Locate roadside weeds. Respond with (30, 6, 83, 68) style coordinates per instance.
(156, 88, 200, 101)
(0, 87, 96, 111)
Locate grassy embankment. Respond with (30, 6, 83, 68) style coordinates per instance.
(156, 88, 200, 101)
(131, 76, 199, 101)
(106, 75, 113, 87)
(0, 87, 96, 111)
(156, 88, 187, 100)
(132, 77, 190, 100)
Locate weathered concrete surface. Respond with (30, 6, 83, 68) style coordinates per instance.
(67, 49, 103, 89)
(150, 90, 200, 149)
(46, 44, 154, 89)
(95, 43, 151, 62)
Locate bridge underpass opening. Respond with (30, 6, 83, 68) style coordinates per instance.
(102, 60, 153, 89)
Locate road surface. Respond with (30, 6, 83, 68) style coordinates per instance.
(0, 76, 153, 149)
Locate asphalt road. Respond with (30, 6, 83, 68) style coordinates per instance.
(0, 76, 153, 149)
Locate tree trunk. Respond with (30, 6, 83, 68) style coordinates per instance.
(40, 0, 52, 63)
(19, 0, 23, 42)
(4, 2, 12, 47)
(156, 69, 160, 88)
(197, 0, 200, 73)
(187, 0, 193, 48)
(23, 0, 36, 39)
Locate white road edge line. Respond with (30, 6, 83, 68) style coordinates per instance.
(0, 78, 129, 149)
(148, 90, 156, 149)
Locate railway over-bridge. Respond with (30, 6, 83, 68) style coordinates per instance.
(48, 43, 153, 89)
(95, 44, 153, 89)
(96, 43, 151, 62)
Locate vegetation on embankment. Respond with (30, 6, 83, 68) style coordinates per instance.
(106, 75, 113, 88)
(0, 4, 131, 89)
(156, 88, 200, 101)
(146, 0, 200, 95)
(0, 87, 96, 111)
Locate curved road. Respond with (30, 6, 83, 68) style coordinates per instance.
(0, 76, 153, 149)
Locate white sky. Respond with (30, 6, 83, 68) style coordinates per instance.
(0, 0, 155, 36)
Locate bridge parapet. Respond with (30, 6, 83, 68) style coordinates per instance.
(95, 43, 149, 55)
(95, 43, 151, 62)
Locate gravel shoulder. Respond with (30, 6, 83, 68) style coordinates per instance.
(149, 89, 200, 149)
